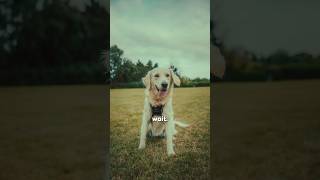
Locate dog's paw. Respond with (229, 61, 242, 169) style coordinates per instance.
(138, 143, 146, 150)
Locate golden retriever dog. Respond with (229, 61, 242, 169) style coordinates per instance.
(138, 67, 188, 156)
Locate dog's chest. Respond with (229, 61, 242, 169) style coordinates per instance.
(149, 104, 167, 136)
(149, 120, 167, 136)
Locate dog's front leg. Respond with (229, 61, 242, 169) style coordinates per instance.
(166, 117, 175, 156)
(139, 105, 151, 149)
(138, 116, 148, 149)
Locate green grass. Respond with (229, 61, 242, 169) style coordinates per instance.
(1, 80, 319, 180)
(110, 87, 210, 179)
(0, 85, 107, 180)
(213, 80, 320, 180)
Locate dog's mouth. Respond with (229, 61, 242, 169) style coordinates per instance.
(156, 86, 168, 97)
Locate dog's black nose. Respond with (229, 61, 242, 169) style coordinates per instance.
(161, 83, 168, 88)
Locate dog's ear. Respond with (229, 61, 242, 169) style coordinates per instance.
(170, 69, 181, 86)
(142, 71, 152, 90)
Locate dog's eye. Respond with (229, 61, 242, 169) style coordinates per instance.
(154, 74, 159, 78)
(166, 74, 170, 77)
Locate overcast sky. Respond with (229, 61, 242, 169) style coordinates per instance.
(212, 0, 320, 56)
(110, 0, 210, 79)
(71, 0, 320, 62)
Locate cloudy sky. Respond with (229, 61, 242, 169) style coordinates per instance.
(70, 0, 320, 57)
(110, 0, 210, 79)
(212, 0, 320, 56)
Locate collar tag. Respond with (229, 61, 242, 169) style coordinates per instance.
(150, 104, 163, 116)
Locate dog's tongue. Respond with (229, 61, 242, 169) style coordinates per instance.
(159, 90, 167, 97)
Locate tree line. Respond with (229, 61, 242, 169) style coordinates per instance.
(210, 20, 320, 82)
(109, 45, 210, 88)
(220, 48, 320, 81)
(0, 0, 108, 85)
(0, 2, 319, 86)
(109, 45, 158, 83)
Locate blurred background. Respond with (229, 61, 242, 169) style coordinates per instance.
(0, 0, 108, 85)
(211, 1, 320, 82)
(0, 0, 109, 180)
(211, 0, 320, 179)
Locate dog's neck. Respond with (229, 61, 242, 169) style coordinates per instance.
(150, 104, 164, 116)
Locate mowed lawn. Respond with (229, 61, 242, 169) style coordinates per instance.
(0, 85, 107, 180)
(110, 87, 210, 179)
(213, 80, 320, 180)
(1, 81, 319, 180)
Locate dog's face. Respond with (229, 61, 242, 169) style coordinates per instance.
(143, 67, 180, 97)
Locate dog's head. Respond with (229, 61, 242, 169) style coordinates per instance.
(142, 67, 180, 97)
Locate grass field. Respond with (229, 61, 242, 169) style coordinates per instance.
(0, 85, 107, 180)
(213, 80, 320, 180)
(1, 80, 319, 180)
(110, 87, 210, 179)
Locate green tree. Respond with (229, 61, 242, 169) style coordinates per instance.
(136, 60, 147, 80)
(119, 58, 136, 82)
(153, 63, 158, 68)
(110, 45, 124, 81)
(1, 0, 108, 85)
(146, 60, 153, 70)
